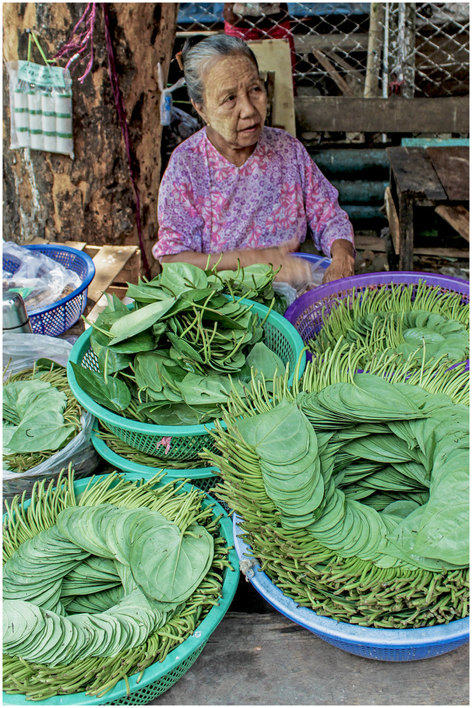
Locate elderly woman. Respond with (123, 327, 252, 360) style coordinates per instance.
(154, 35, 355, 286)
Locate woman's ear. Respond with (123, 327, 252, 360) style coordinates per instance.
(191, 99, 207, 124)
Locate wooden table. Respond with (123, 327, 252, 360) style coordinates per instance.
(385, 145, 469, 270)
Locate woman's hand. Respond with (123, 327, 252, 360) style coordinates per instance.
(322, 238, 355, 284)
(159, 235, 312, 288)
(249, 236, 313, 289)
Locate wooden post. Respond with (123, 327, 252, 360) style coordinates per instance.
(402, 3, 416, 98)
(2, 3, 178, 276)
(398, 193, 414, 270)
(364, 3, 384, 98)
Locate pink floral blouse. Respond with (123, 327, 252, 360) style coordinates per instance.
(153, 126, 354, 260)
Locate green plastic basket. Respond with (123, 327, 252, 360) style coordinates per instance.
(3, 472, 240, 706)
(67, 298, 306, 461)
(90, 425, 220, 495)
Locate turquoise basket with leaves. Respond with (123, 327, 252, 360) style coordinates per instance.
(3, 471, 240, 705)
(68, 298, 306, 462)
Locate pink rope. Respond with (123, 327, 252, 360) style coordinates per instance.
(54, 3, 96, 83)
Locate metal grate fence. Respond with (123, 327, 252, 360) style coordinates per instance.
(174, 3, 469, 99)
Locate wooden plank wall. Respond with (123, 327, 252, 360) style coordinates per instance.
(295, 96, 469, 134)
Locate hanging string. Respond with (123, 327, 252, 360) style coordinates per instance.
(54, 3, 97, 82)
(102, 3, 151, 279)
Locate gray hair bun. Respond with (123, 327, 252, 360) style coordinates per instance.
(182, 34, 259, 106)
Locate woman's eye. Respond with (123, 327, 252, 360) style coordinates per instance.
(224, 95, 236, 103)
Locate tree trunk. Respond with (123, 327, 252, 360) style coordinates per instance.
(2, 3, 178, 276)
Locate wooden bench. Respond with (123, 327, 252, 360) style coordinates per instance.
(385, 146, 469, 270)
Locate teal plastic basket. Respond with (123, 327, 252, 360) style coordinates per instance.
(3, 472, 240, 705)
(68, 298, 306, 461)
(90, 425, 220, 495)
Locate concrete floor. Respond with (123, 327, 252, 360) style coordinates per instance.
(152, 581, 469, 706)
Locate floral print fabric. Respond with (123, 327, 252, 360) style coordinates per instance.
(153, 126, 354, 260)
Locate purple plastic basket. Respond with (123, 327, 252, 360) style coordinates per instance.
(284, 271, 469, 345)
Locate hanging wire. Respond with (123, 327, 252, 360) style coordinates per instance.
(54, 3, 97, 82)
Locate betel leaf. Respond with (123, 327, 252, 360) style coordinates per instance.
(164, 288, 218, 318)
(91, 340, 132, 374)
(178, 372, 235, 406)
(104, 292, 130, 313)
(244, 341, 285, 379)
(130, 519, 213, 603)
(69, 362, 131, 412)
(3, 380, 66, 425)
(139, 402, 219, 425)
(126, 280, 171, 303)
(7, 411, 74, 453)
(167, 332, 205, 364)
(158, 261, 209, 295)
(108, 297, 176, 346)
(3, 379, 72, 454)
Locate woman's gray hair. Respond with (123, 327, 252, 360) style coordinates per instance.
(182, 35, 259, 106)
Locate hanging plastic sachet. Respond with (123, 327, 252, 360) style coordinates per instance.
(7, 30, 74, 158)
(157, 61, 187, 126)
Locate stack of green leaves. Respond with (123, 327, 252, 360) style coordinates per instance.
(206, 261, 288, 313)
(206, 345, 469, 628)
(72, 262, 285, 426)
(3, 469, 232, 699)
(243, 374, 469, 571)
(4, 504, 213, 665)
(3, 359, 83, 473)
(309, 280, 469, 367)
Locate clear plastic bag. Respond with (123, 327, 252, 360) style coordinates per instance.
(2, 333, 100, 502)
(273, 256, 332, 306)
(3, 241, 82, 311)
(7, 60, 74, 158)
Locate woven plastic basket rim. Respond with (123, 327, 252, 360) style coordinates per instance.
(233, 514, 469, 650)
(3, 473, 240, 706)
(16, 244, 96, 317)
(67, 297, 306, 436)
(294, 252, 331, 268)
(284, 270, 470, 327)
(90, 425, 219, 479)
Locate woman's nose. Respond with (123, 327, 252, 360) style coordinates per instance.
(239, 92, 257, 117)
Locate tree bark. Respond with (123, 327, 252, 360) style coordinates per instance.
(3, 3, 178, 276)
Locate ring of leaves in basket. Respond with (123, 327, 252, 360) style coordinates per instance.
(302, 387, 467, 570)
(238, 375, 469, 572)
(3, 502, 214, 667)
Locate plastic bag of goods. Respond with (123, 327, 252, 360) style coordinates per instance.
(3, 333, 100, 502)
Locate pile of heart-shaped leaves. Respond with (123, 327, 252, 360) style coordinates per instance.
(71, 263, 286, 426)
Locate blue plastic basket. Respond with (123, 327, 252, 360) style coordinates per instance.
(233, 514, 469, 662)
(295, 252, 331, 269)
(3, 244, 95, 337)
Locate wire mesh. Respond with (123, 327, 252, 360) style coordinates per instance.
(174, 3, 469, 98)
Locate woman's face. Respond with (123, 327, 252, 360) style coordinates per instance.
(195, 53, 268, 155)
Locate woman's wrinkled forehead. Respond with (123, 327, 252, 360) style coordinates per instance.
(200, 52, 259, 93)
